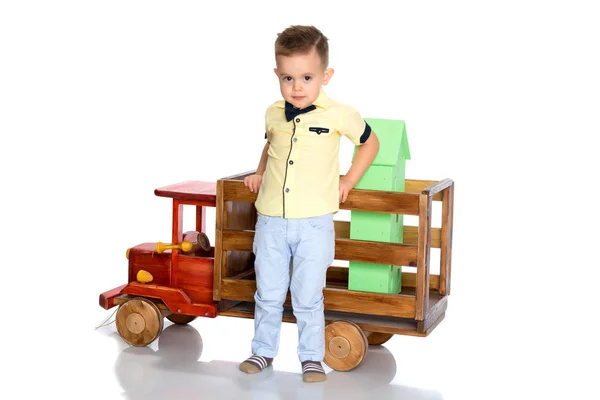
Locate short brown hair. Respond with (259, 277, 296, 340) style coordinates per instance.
(275, 25, 329, 67)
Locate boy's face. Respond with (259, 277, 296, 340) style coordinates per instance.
(274, 48, 334, 109)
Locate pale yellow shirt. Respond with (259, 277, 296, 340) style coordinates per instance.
(255, 90, 371, 219)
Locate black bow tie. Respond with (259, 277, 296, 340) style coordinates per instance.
(285, 101, 316, 122)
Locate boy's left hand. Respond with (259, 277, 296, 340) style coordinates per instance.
(339, 176, 355, 203)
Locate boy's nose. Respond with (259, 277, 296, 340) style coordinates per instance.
(293, 82, 303, 91)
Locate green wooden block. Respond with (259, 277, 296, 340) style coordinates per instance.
(350, 211, 401, 243)
(355, 165, 397, 191)
(348, 261, 402, 294)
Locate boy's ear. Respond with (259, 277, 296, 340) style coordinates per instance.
(323, 68, 335, 85)
(273, 68, 279, 77)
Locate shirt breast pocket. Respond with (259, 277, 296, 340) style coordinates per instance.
(309, 127, 331, 136)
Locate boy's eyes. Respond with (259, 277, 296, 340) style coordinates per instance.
(282, 76, 313, 82)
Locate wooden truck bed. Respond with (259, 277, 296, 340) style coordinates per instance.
(213, 173, 454, 337)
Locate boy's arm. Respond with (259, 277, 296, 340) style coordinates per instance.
(244, 142, 270, 193)
(340, 132, 379, 202)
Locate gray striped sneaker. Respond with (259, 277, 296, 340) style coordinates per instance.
(301, 361, 327, 383)
(239, 355, 273, 374)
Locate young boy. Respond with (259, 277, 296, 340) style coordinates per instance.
(240, 25, 380, 383)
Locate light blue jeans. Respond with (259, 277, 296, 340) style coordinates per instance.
(251, 213, 335, 362)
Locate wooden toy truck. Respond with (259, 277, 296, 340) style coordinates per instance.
(99, 172, 454, 371)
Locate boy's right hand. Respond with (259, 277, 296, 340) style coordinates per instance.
(244, 174, 263, 193)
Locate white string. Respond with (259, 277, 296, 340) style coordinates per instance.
(95, 307, 118, 330)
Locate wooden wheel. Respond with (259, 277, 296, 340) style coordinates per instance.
(367, 332, 394, 345)
(116, 297, 164, 346)
(324, 320, 368, 371)
(166, 314, 197, 325)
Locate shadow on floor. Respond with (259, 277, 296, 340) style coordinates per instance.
(107, 322, 443, 400)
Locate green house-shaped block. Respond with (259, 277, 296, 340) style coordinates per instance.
(348, 118, 410, 294)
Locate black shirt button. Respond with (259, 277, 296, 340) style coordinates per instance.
(295, 118, 300, 123)
(289, 160, 294, 165)
(285, 188, 290, 193)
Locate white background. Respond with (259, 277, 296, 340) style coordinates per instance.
(1, 1, 599, 399)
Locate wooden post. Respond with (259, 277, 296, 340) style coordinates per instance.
(171, 200, 183, 287)
(196, 205, 206, 233)
(415, 193, 431, 320)
(440, 183, 454, 295)
(213, 180, 225, 301)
